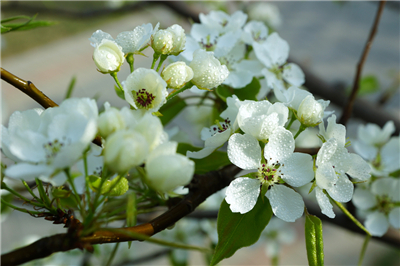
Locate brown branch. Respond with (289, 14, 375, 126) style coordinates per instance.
(339, 1, 387, 126)
(1, 164, 241, 265)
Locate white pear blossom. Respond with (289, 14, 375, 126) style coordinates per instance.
(225, 127, 314, 222)
(297, 95, 328, 126)
(353, 121, 399, 177)
(152, 29, 174, 55)
(115, 23, 159, 54)
(104, 129, 149, 173)
(165, 24, 186, 56)
(187, 95, 242, 159)
(315, 115, 371, 218)
(2, 98, 98, 186)
(253, 33, 304, 90)
(237, 100, 289, 141)
(241, 21, 269, 45)
(145, 141, 194, 192)
(248, 3, 282, 29)
(98, 102, 126, 138)
(199, 10, 247, 34)
(123, 68, 168, 112)
(92, 39, 125, 74)
(189, 49, 229, 90)
(161, 61, 193, 89)
(352, 177, 400, 236)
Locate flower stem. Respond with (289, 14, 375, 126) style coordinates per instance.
(166, 82, 193, 101)
(152, 53, 160, 69)
(1, 198, 44, 215)
(156, 54, 168, 72)
(2, 182, 44, 208)
(64, 169, 84, 217)
(294, 124, 307, 139)
(106, 242, 120, 266)
(358, 234, 371, 266)
(332, 198, 371, 236)
(22, 180, 40, 201)
(286, 111, 297, 130)
(110, 72, 124, 92)
(126, 53, 134, 73)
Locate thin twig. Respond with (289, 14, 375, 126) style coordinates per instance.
(339, 1, 387, 125)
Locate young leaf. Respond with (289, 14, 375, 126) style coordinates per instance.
(210, 195, 273, 266)
(305, 214, 324, 266)
(88, 175, 129, 197)
(159, 96, 187, 125)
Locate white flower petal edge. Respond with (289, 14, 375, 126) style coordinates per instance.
(266, 185, 304, 222)
(227, 133, 261, 170)
(225, 177, 261, 214)
(388, 208, 400, 229)
(365, 211, 389, 237)
(315, 187, 335, 218)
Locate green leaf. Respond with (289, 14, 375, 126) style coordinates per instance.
(210, 196, 273, 266)
(64, 76, 76, 99)
(358, 75, 379, 96)
(159, 96, 187, 125)
(1, 14, 56, 34)
(177, 143, 231, 174)
(89, 175, 129, 197)
(215, 77, 261, 102)
(114, 85, 125, 100)
(305, 214, 324, 266)
(1, 193, 14, 214)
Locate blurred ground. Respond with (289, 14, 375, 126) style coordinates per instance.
(1, 1, 399, 265)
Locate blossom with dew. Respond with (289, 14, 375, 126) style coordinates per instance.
(353, 177, 400, 236)
(145, 141, 194, 192)
(123, 68, 168, 112)
(225, 127, 314, 222)
(236, 100, 288, 142)
(2, 98, 98, 186)
(189, 49, 229, 90)
(104, 129, 149, 174)
(297, 95, 328, 126)
(166, 24, 186, 56)
(314, 115, 371, 218)
(115, 23, 159, 54)
(161, 61, 193, 89)
(152, 29, 175, 55)
(92, 39, 125, 74)
(187, 95, 242, 159)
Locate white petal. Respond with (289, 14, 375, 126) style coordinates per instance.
(227, 133, 261, 170)
(5, 163, 53, 181)
(266, 185, 304, 222)
(267, 102, 289, 127)
(204, 129, 231, 148)
(315, 187, 335, 218)
(264, 127, 295, 162)
(282, 63, 305, 86)
(280, 153, 314, 187)
(381, 137, 400, 173)
(388, 208, 400, 229)
(352, 187, 377, 210)
(315, 162, 337, 190)
(353, 140, 377, 161)
(9, 131, 47, 163)
(186, 147, 216, 159)
(326, 174, 354, 203)
(365, 211, 389, 237)
(371, 177, 397, 200)
(346, 153, 371, 181)
(264, 33, 289, 66)
(225, 177, 261, 214)
(223, 70, 254, 88)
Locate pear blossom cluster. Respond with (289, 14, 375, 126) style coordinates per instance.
(351, 121, 400, 236)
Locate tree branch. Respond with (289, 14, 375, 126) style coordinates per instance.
(339, 1, 387, 126)
(1, 164, 241, 265)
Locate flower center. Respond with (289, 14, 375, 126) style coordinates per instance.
(134, 88, 155, 109)
(43, 137, 69, 163)
(376, 194, 394, 215)
(200, 35, 217, 51)
(257, 158, 284, 186)
(210, 118, 231, 136)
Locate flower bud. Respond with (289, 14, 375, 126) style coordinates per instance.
(145, 142, 194, 192)
(189, 49, 229, 90)
(93, 39, 125, 74)
(297, 95, 324, 126)
(98, 104, 125, 138)
(104, 129, 149, 173)
(152, 29, 174, 55)
(166, 24, 186, 56)
(161, 62, 193, 89)
(123, 68, 168, 112)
